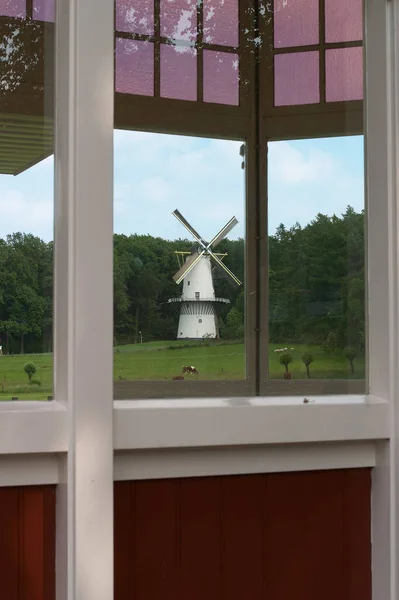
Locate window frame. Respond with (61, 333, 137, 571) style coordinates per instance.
(0, 0, 397, 598)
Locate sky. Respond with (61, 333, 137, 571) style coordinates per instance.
(0, 132, 364, 243)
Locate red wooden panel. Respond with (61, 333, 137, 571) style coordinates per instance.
(343, 469, 372, 600)
(133, 479, 179, 600)
(0, 488, 19, 600)
(20, 487, 45, 600)
(179, 477, 222, 600)
(265, 470, 346, 600)
(221, 475, 265, 600)
(114, 482, 133, 600)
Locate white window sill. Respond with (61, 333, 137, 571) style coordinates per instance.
(114, 395, 389, 450)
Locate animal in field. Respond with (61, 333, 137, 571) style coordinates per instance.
(182, 365, 199, 375)
(283, 371, 292, 380)
(172, 375, 185, 380)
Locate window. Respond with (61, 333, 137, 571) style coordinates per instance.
(112, 0, 365, 399)
(0, 0, 55, 400)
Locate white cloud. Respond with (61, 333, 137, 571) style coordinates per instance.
(269, 141, 337, 185)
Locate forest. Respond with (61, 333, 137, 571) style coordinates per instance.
(0, 206, 364, 355)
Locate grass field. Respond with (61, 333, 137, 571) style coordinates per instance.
(0, 340, 365, 400)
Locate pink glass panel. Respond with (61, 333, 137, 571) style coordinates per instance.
(325, 47, 363, 102)
(203, 50, 239, 105)
(161, 44, 197, 100)
(325, 0, 362, 43)
(116, 0, 154, 35)
(0, 0, 25, 18)
(33, 0, 55, 21)
(274, 0, 318, 49)
(204, 0, 238, 47)
(115, 38, 154, 96)
(161, 0, 197, 42)
(274, 51, 319, 106)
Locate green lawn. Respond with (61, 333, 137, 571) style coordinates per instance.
(0, 341, 365, 400)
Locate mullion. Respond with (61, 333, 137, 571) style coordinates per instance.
(154, 0, 161, 97)
(197, 0, 204, 102)
(319, 0, 326, 103)
(26, 0, 33, 19)
(273, 40, 363, 56)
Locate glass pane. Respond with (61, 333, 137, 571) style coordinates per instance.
(326, 47, 363, 102)
(268, 137, 365, 382)
(274, 0, 319, 49)
(33, 0, 55, 22)
(0, 0, 54, 400)
(161, 44, 197, 101)
(161, 0, 197, 42)
(204, 0, 239, 47)
(274, 52, 319, 106)
(203, 50, 239, 105)
(113, 132, 246, 389)
(325, 0, 362, 44)
(115, 39, 154, 96)
(115, 0, 154, 35)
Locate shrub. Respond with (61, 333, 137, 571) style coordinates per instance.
(344, 346, 357, 373)
(279, 351, 292, 374)
(323, 332, 338, 354)
(24, 362, 36, 382)
(301, 352, 314, 379)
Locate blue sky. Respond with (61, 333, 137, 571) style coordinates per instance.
(0, 132, 364, 243)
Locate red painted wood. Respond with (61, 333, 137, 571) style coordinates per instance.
(265, 470, 347, 600)
(0, 486, 55, 600)
(114, 482, 133, 599)
(0, 488, 19, 600)
(343, 469, 372, 600)
(114, 469, 371, 600)
(221, 475, 265, 600)
(179, 477, 222, 600)
(133, 479, 179, 600)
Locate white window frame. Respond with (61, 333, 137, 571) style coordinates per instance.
(0, 0, 397, 598)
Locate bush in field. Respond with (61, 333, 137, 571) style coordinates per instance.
(279, 351, 292, 374)
(24, 362, 36, 382)
(344, 346, 357, 373)
(301, 352, 314, 379)
(323, 332, 338, 354)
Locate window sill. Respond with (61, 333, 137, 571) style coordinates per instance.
(0, 400, 67, 454)
(114, 395, 389, 450)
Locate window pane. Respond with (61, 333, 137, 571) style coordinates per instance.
(161, 0, 197, 42)
(268, 137, 365, 382)
(161, 44, 197, 101)
(113, 132, 246, 390)
(204, 0, 239, 47)
(326, 47, 363, 103)
(274, 0, 319, 49)
(325, 0, 362, 44)
(33, 0, 55, 22)
(274, 52, 319, 106)
(116, 0, 154, 35)
(115, 39, 154, 97)
(203, 51, 239, 106)
(0, 1, 54, 400)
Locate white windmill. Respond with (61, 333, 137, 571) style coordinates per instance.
(168, 209, 242, 339)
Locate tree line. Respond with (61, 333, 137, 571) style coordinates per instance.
(0, 206, 364, 354)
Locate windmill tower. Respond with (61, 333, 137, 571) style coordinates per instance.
(168, 209, 242, 339)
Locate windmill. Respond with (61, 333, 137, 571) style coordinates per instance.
(168, 209, 242, 339)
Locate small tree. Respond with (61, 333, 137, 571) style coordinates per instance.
(279, 351, 292, 374)
(323, 332, 338, 355)
(301, 352, 314, 379)
(344, 346, 357, 374)
(24, 362, 36, 382)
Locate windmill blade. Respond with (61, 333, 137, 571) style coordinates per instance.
(174, 251, 205, 285)
(209, 249, 242, 287)
(172, 209, 206, 248)
(208, 216, 239, 249)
